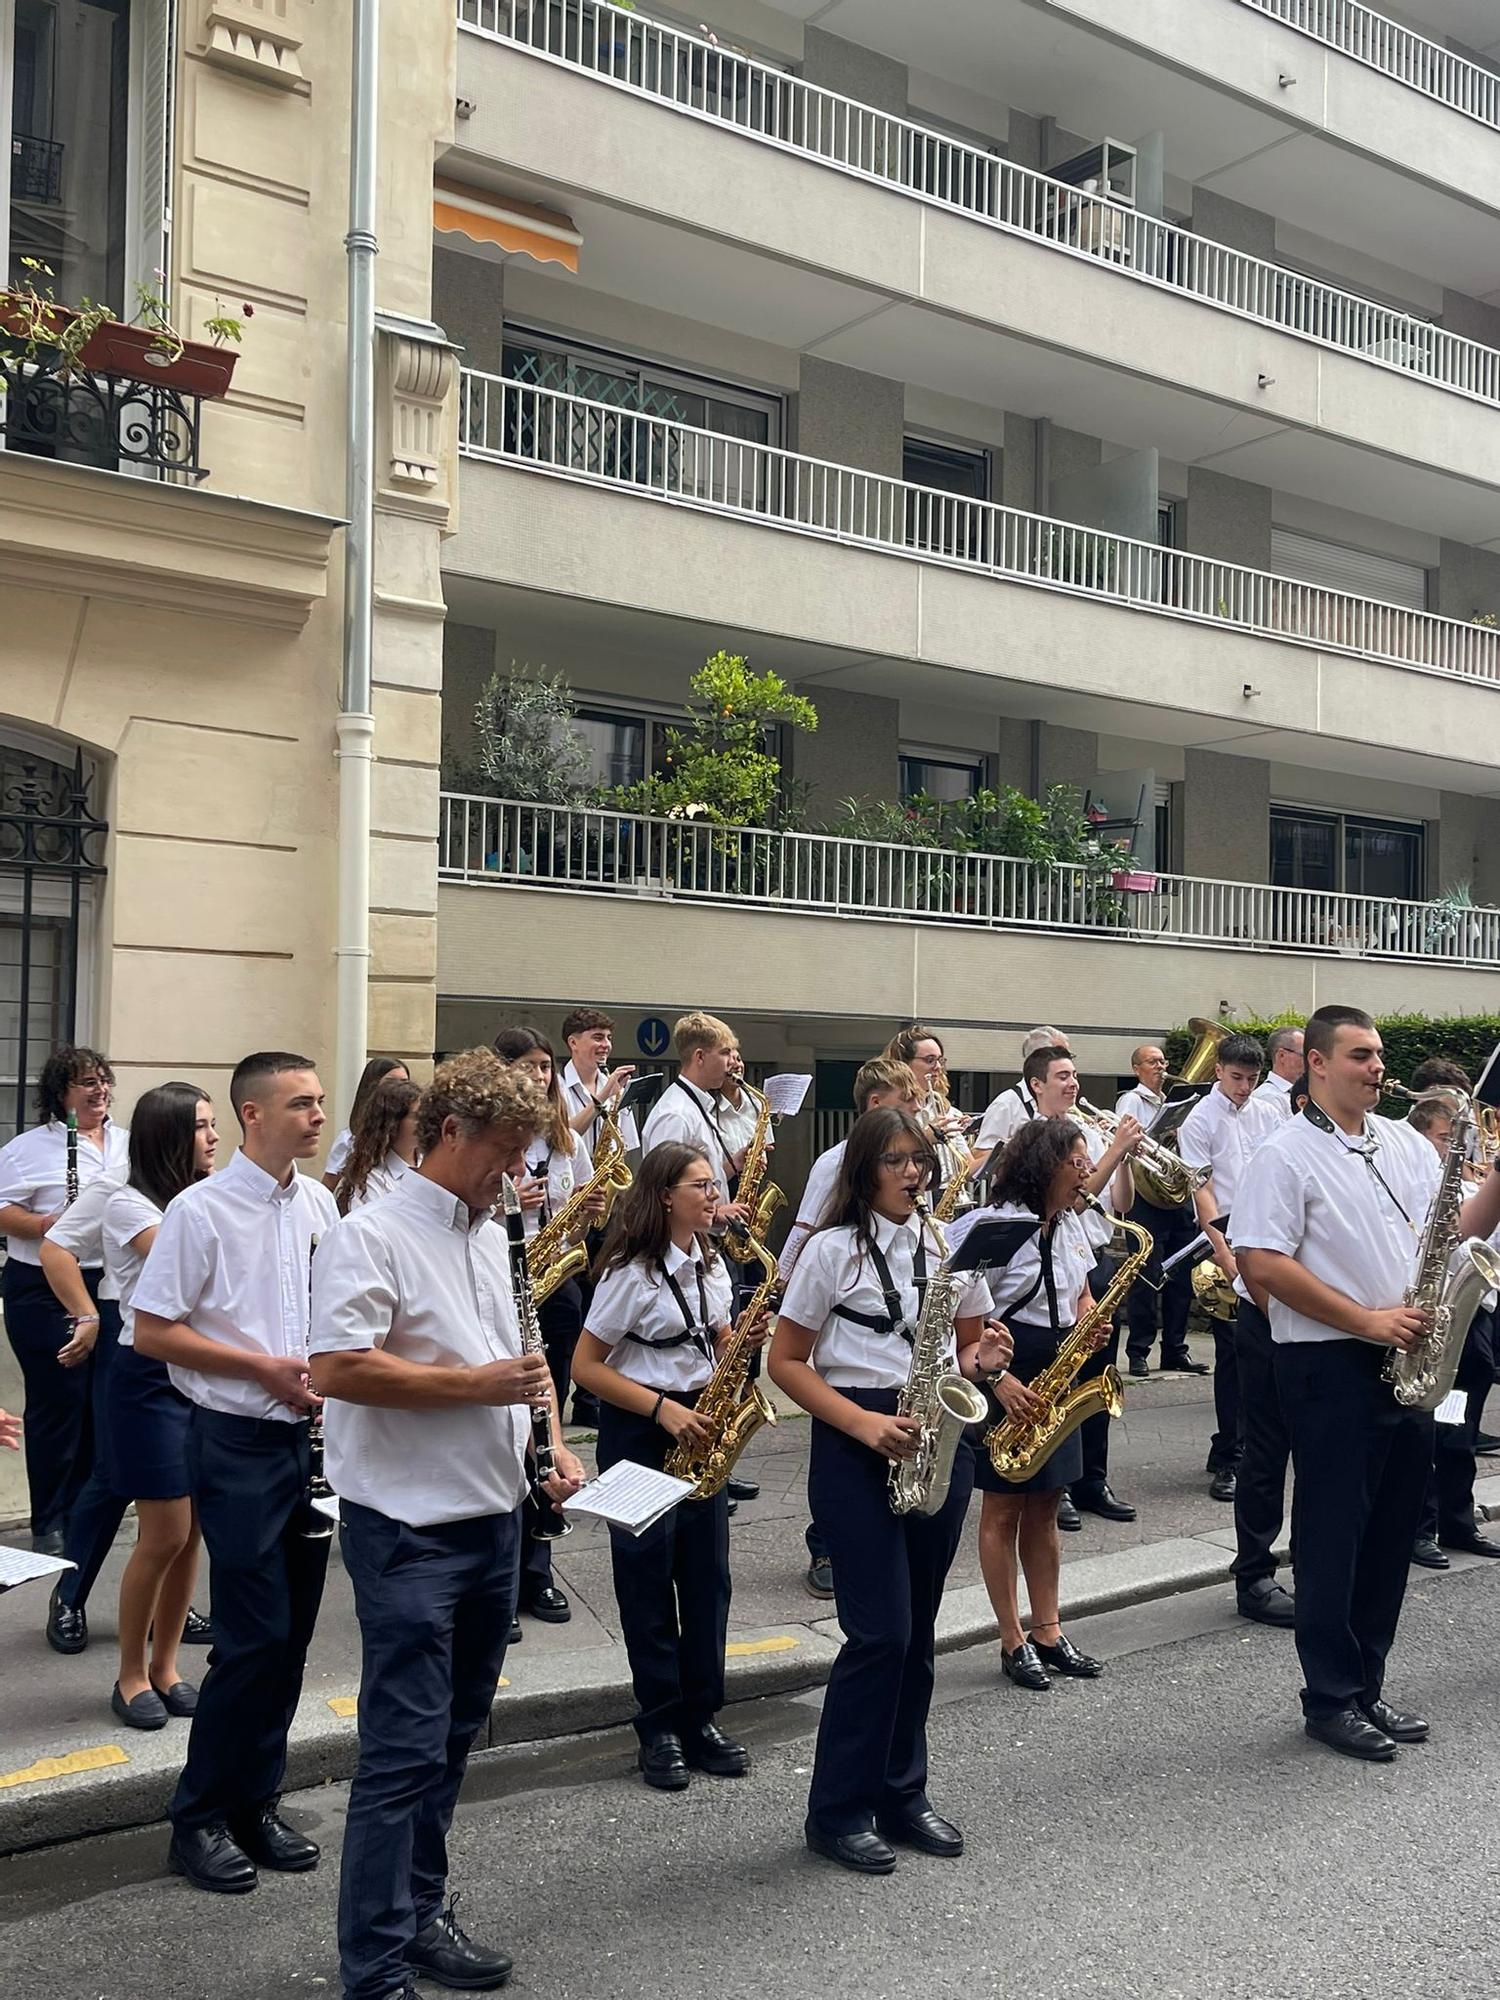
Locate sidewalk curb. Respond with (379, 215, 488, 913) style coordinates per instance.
(5, 1481, 1498, 1858)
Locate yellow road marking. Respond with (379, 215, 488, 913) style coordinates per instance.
(496, 1676, 510, 1688)
(0, 1744, 128, 1789)
(725, 1635, 799, 1657)
(327, 1697, 358, 1717)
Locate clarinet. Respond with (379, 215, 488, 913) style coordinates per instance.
(500, 1176, 571, 1541)
(65, 1110, 79, 1206)
(300, 1232, 335, 1541)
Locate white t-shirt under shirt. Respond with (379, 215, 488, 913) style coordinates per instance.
(585, 1240, 735, 1394)
(1231, 1109, 1442, 1346)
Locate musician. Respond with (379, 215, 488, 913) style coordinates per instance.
(1236, 1006, 1500, 1760)
(560, 1006, 639, 1153)
(640, 1014, 747, 1219)
(331, 1078, 421, 1214)
(321, 1057, 410, 1194)
(571, 1143, 749, 1792)
(0, 1047, 129, 1554)
(132, 1051, 338, 1892)
(770, 1108, 1002, 1874)
(1116, 1045, 1205, 1379)
(713, 1045, 773, 1505)
(883, 1023, 970, 1196)
(310, 1050, 582, 2000)
(1176, 1035, 1280, 1504)
(970, 1026, 1070, 1176)
(1249, 1027, 1304, 1118)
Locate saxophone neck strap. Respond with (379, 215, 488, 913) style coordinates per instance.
(623, 1257, 715, 1360)
(833, 1231, 928, 1345)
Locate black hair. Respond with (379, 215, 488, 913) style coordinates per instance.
(1304, 1006, 1375, 1062)
(128, 1082, 212, 1212)
(1022, 1044, 1073, 1090)
(987, 1116, 1088, 1216)
(1217, 1033, 1265, 1070)
(335, 1080, 421, 1215)
(348, 1056, 410, 1129)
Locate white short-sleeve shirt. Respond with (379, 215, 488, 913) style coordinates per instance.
(640, 1077, 734, 1174)
(1249, 1071, 1295, 1119)
(104, 1184, 167, 1347)
(325, 1128, 353, 1178)
(779, 1139, 845, 1280)
(976, 1082, 1034, 1156)
(0, 1119, 131, 1266)
(519, 1131, 590, 1241)
(42, 1171, 124, 1296)
(1114, 1083, 1166, 1130)
(948, 1199, 1096, 1327)
(345, 1150, 414, 1211)
(1177, 1088, 1281, 1215)
(585, 1240, 734, 1394)
(561, 1062, 639, 1155)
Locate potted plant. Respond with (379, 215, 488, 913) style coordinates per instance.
(0, 258, 110, 369)
(81, 276, 250, 398)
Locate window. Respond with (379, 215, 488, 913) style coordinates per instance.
(900, 752, 980, 804)
(1271, 806, 1424, 902)
(903, 436, 991, 561)
(568, 704, 682, 791)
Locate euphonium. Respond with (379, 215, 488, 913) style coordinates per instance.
(724, 1080, 786, 1262)
(1131, 1016, 1227, 1209)
(530, 1103, 633, 1305)
(986, 1198, 1151, 1481)
(664, 1226, 779, 1498)
(889, 1201, 991, 1517)
(1381, 1083, 1500, 1411)
(1073, 1098, 1211, 1208)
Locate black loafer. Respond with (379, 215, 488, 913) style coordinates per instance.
(1031, 1632, 1103, 1678)
(31, 1530, 65, 1556)
(804, 1554, 834, 1599)
(639, 1734, 690, 1791)
(150, 1678, 199, 1717)
(231, 1805, 319, 1872)
(112, 1682, 168, 1731)
(168, 1821, 257, 1894)
(1161, 1354, 1209, 1374)
(409, 1894, 513, 1990)
(1237, 1578, 1296, 1628)
(726, 1498, 738, 1518)
(181, 1608, 213, 1646)
(1440, 1530, 1500, 1558)
(508, 1618, 523, 1644)
(1127, 1358, 1150, 1378)
(521, 1584, 571, 1624)
(1072, 1482, 1136, 1523)
(1208, 1468, 1237, 1502)
(1001, 1641, 1050, 1690)
(1056, 1495, 1082, 1532)
(1474, 1430, 1500, 1455)
(805, 1821, 896, 1875)
(876, 1806, 963, 1857)
(46, 1586, 88, 1655)
(1410, 1536, 1449, 1570)
(1305, 1706, 1396, 1762)
(725, 1475, 759, 1501)
(684, 1722, 750, 1777)
(1360, 1698, 1428, 1744)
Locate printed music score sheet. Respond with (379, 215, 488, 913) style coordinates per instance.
(563, 1460, 696, 1536)
(0, 1548, 75, 1595)
(763, 1073, 812, 1117)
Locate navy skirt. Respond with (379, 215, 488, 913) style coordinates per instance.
(107, 1344, 192, 1501)
(972, 1320, 1080, 1495)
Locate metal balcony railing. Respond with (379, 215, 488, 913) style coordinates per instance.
(457, 0, 1500, 408)
(0, 351, 208, 481)
(458, 372, 1500, 689)
(1238, 0, 1500, 131)
(439, 795, 1500, 968)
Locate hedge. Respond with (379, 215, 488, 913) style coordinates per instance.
(1164, 1013, 1500, 1115)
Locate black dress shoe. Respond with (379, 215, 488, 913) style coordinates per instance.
(1161, 1353, 1209, 1374)
(1127, 1358, 1150, 1378)
(1361, 1697, 1429, 1744)
(805, 1821, 896, 1875)
(112, 1682, 168, 1731)
(1305, 1706, 1396, 1762)
(181, 1608, 213, 1646)
(409, 1893, 513, 1990)
(231, 1804, 319, 1872)
(876, 1805, 963, 1857)
(1056, 1494, 1082, 1532)
(168, 1822, 258, 1894)
(508, 1617, 523, 1644)
(46, 1586, 88, 1655)
(1208, 1467, 1237, 1502)
(150, 1677, 199, 1717)
(1410, 1536, 1449, 1569)
(804, 1553, 834, 1599)
(1237, 1578, 1296, 1627)
(725, 1475, 759, 1501)
(1072, 1482, 1136, 1523)
(1001, 1641, 1050, 1690)
(726, 1498, 738, 1518)
(639, 1734, 690, 1791)
(1031, 1632, 1103, 1678)
(1473, 1430, 1500, 1455)
(684, 1722, 750, 1777)
(520, 1584, 571, 1623)
(1440, 1530, 1500, 1558)
(31, 1530, 65, 1556)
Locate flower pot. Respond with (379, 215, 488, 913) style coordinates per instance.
(0, 296, 77, 366)
(79, 321, 238, 398)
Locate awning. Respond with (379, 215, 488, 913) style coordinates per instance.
(433, 179, 581, 272)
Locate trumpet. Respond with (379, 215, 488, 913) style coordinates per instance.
(1073, 1098, 1210, 1208)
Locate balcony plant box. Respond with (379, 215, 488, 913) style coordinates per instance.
(79, 321, 238, 398)
(1111, 870, 1159, 892)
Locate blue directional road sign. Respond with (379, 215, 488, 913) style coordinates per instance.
(637, 1016, 671, 1058)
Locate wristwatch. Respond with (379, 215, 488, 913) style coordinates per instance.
(980, 1364, 1009, 1387)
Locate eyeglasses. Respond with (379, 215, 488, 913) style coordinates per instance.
(878, 1152, 927, 1171)
(676, 1177, 721, 1194)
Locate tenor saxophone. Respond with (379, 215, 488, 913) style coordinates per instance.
(530, 1103, 634, 1304)
(889, 1202, 991, 1518)
(663, 1227, 780, 1498)
(723, 1081, 786, 1262)
(985, 1198, 1150, 1481)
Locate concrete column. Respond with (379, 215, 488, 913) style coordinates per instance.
(1189, 189, 1277, 260)
(440, 624, 501, 777)
(1032, 722, 1097, 796)
(1005, 109, 1043, 170)
(1432, 539, 1500, 623)
(794, 357, 905, 478)
(432, 248, 505, 371)
(1001, 413, 1039, 511)
(1440, 290, 1500, 348)
(801, 28, 908, 115)
(1181, 467, 1273, 569)
(791, 686, 901, 821)
(1181, 749, 1269, 882)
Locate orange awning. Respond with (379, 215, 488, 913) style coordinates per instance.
(433, 179, 581, 272)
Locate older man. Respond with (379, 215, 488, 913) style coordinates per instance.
(1116, 1045, 1206, 1381)
(1250, 1027, 1305, 1118)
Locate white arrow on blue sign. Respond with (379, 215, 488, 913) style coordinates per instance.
(636, 1016, 671, 1059)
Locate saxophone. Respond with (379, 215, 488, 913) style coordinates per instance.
(986, 1198, 1151, 1481)
(664, 1226, 780, 1498)
(1382, 1084, 1500, 1411)
(723, 1081, 786, 1262)
(925, 1074, 977, 1222)
(889, 1202, 991, 1517)
(530, 1104, 634, 1305)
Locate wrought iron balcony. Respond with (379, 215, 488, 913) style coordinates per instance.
(10, 131, 64, 205)
(0, 348, 208, 482)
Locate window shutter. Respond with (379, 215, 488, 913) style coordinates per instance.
(1269, 528, 1427, 612)
(134, 0, 178, 302)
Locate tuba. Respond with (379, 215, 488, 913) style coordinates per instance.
(888, 1201, 991, 1517)
(664, 1226, 780, 1498)
(986, 1198, 1151, 1481)
(1074, 1098, 1210, 1208)
(723, 1081, 786, 1261)
(1131, 1017, 1227, 1209)
(530, 1103, 634, 1305)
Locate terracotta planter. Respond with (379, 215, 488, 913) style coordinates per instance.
(79, 321, 238, 398)
(0, 296, 78, 361)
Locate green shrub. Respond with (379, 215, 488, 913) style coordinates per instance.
(1164, 1012, 1500, 1116)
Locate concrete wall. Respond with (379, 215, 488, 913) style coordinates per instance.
(1002, 414, 1040, 511)
(434, 248, 505, 368)
(441, 625, 500, 777)
(1437, 793, 1500, 904)
(1433, 539, 1500, 623)
(801, 27, 908, 116)
(1181, 467, 1274, 569)
(1182, 750, 1271, 881)
(1050, 447, 1159, 542)
(795, 359, 905, 478)
(1441, 290, 1500, 349)
(1191, 190, 1277, 261)
(788, 687, 901, 819)
(1034, 723, 1098, 795)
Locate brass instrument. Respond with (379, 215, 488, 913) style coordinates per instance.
(925, 1070, 978, 1222)
(530, 1104, 633, 1305)
(724, 1080, 786, 1262)
(985, 1198, 1151, 1481)
(664, 1226, 780, 1498)
(1074, 1097, 1210, 1208)
(1191, 1254, 1238, 1322)
(889, 1201, 991, 1517)
(1131, 1017, 1227, 1209)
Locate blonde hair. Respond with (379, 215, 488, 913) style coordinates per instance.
(416, 1048, 544, 1154)
(673, 1011, 735, 1060)
(853, 1057, 920, 1111)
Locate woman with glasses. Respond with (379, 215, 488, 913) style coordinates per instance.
(769, 1107, 1004, 1875)
(571, 1142, 749, 1793)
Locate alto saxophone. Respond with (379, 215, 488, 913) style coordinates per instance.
(530, 1103, 634, 1305)
(724, 1081, 786, 1262)
(889, 1202, 991, 1518)
(985, 1197, 1151, 1481)
(664, 1226, 780, 1498)
(1382, 1084, 1500, 1411)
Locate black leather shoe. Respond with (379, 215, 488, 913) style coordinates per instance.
(1411, 1536, 1449, 1570)
(520, 1584, 571, 1624)
(112, 1682, 168, 1730)
(684, 1722, 750, 1777)
(804, 1554, 834, 1599)
(409, 1894, 513, 1990)
(1208, 1467, 1237, 1502)
(726, 1475, 759, 1501)
(31, 1530, 65, 1556)
(1127, 1358, 1150, 1378)
(1361, 1697, 1429, 1744)
(639, 1734, 690, 1791)
(1161, 1353, 1209, 1374)
(1474, 1430, 1500, 1456)
(1001, 1641, 1050, 1690)
(1305, 1706, 1396, 1762)
(1056, 1494, 1082, 1532)
(46, 1586, 88, 1655)
(150, 1677, 199, 1717)
(168, 1822, 258, 1894)
(508, 1618, 523, 1644)
(1072, 1482, 1136, 1523)
(805, 1821, 896, 1875)
(1031, 1632, 1103, 1678)
(1237, 1578, 1296, 1628)
(877, 1805, 963, 1857)
(726, 1498, 738, 1518)
(231, 1805, 319, 1872)
(1440, 1530, 1500, 1558)
(181, 1608, 213, 1645)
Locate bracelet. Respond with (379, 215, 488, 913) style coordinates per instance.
(651, 1390, 666, 1425)
(980, 1365, 1008, 1387)
(69, 1314, 100, 1327)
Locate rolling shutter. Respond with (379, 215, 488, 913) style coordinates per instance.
(1270, 528, 1428, 612)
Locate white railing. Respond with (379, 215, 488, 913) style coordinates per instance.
(439, 795, 1500, 968)
(456, 0, 1500, 408)
(458, 372, 1500, 688)
(1239, 0, 1500, 131)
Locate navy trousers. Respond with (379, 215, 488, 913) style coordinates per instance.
(338, 1499, 520, 2000)
(57, 1295, 130, 1610)
(1076, 1255, 1119, 1491)
(1121, 1197, 1195, 1364)
(520, 1281, 583, 1594)
(1417, 1307, 1494, 1544)
(2, 1260, 103, 1538)
(1208, 1315, 1242, 1471)
(806, 1389, 973, 1835)
(1231, 1300, 1292, 1586)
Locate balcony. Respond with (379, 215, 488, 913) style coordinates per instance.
(0, 350, 209, 482)
(1239, 0, 1500, 130)
(456, 0, 1500, 414)
(458, 372, 1500, 695)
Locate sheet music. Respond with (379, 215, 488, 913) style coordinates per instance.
(0, 1547, 76, 1594)
(763, 1072, 812, 1117)
(562, 1459, 696, 1536)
